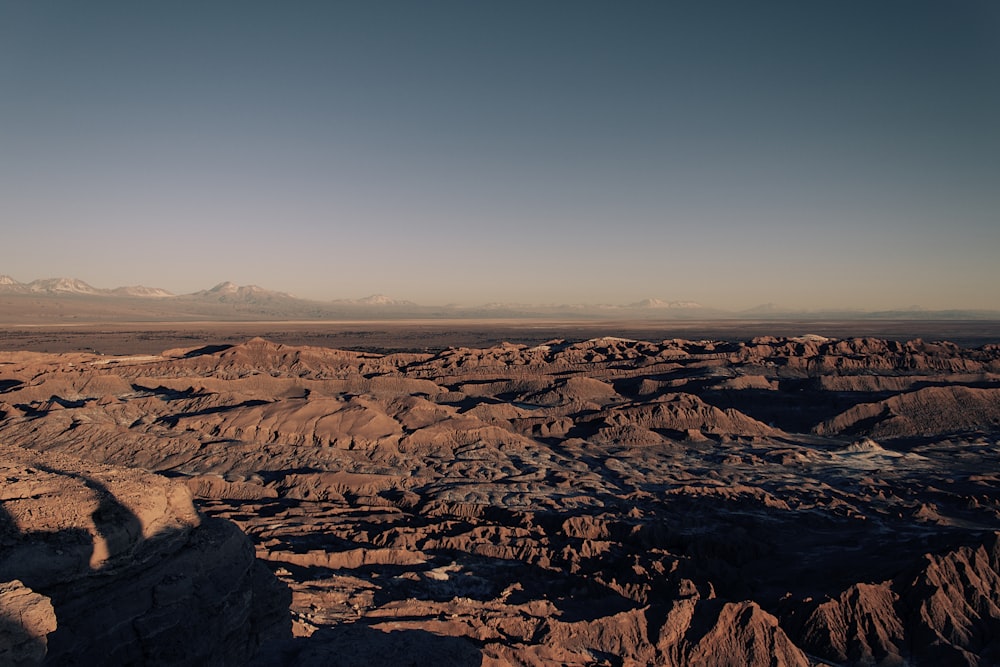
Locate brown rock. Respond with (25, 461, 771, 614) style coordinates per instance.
(0, 443, 289, 664)
(798, 582, 905, 665)
(681, 601, 809, 667)
(0, 580, 57, 666)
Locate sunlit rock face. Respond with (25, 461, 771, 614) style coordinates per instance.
(1, 335, 1000, 665)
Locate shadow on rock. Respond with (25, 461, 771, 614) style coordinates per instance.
(253, 623, 483, 667)
(0, 451, 292, 665)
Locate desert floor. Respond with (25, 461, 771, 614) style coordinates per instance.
(3, 320, 1000, 665)
(2, 318, 998, 355)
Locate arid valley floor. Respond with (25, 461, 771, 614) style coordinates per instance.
(3, 321, 1000, 665)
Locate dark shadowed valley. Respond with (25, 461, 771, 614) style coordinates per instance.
(2, 322, 1000, 665)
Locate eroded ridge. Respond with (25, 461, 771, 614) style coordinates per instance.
(0, 441, 289, 665)
(2, 335, 1000, 665)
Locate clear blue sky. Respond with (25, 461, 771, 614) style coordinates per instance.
(1, 1, 998, 310)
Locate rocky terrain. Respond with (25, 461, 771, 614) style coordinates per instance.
(2, 333, 1000, 665)
(0, 440, 290, 665)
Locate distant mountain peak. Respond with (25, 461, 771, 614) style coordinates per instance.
(358, 294, 414, 306)
(742, 302, 795, 315)
(192, 282, 294, 301)
(208, 281, 240, 293)
(331, 294, 417, 307)
(628, 298, 704, 309)
(0, 275, 22, 286)
(111, 285, 174, 298)
(205, 281, 283, 294)
(28, 277, 101, 295)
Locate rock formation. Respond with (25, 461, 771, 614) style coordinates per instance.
(0, 442, 289, 664)
(1, 334, 999, 664)
(0, 580, 56, 666)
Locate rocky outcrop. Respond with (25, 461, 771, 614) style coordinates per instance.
(795, 533, 1000, 666)
(679, 600, 809, 667)
(0, 580, 56, 666)
(796, 582, 904, 664)
(815, 386, 1000, 438)
(738, 336, 1000, 376)
(592, 393, 778, 439)
(2, 336, 1000, 665)
(904, 533, 1000, 664)
(0, 442, 289, 664)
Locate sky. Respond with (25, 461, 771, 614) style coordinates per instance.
(1, 1, 998, 311)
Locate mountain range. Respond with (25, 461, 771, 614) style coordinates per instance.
(0, 275, 997, 324)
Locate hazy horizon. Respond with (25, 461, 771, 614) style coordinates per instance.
(2, 2, 998, 312)
(4, 272, 1000, 315)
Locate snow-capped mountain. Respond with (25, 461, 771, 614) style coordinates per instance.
(332, 294, 418, 307)
(111, 285, 175, 298)
(627, 298, 705, 310)
(27, 277, 103, 295)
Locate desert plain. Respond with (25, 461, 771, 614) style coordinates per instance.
(2, 319, 1000, 666)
